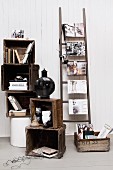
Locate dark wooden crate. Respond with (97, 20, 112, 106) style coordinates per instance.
(30, 98, 63, 129)
(25, 124, 66, 158)
(1, 64, 39, 91)
(74, 132, 110, 152)
(6, 91, 37, 117)
(3, 39, 35, 64)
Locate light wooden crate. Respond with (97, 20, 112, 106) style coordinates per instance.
(30, 98, 63, 129)
(74, 132, 110, 152)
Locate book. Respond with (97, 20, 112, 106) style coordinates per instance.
(9, 81, 27, 86)
(22, 41, 34, 64)
(5, 48, 8, 63)
(9, 109, 26, 116)
(97, 124, 113, 138)
(14, 49, 21, 63)
(12, 49, 15, 63)
(69, 99, 88, 115)
(8, 48, 11, 63)
(9, 81, 28, 90)
(8, 86, 28, 90)
(68, 80, 87, 94)
(42, 152, 58, 158)
(10, 49, 13, 63)
(8, 96, 22, 111)
(67, 61, 86, 76)
(66, 41, 85, 56)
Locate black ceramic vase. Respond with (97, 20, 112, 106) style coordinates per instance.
(35, 69, 55, 98)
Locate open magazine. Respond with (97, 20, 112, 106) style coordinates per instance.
(67, 61, 86, 76)
(69, 99, 88, 115)
(68, 80, 87, 94)
(62, 23, 84, 38)
(66, 41, 85, 56)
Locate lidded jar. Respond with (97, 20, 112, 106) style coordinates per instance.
(35, 69, 55, 98)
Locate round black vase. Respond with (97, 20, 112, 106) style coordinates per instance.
(35, 69, 55, 99)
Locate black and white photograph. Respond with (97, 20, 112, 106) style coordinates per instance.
(62, 24, 75, 37)
(66, 41, 85, 56)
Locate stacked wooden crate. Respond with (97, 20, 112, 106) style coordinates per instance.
(25, 98, 66, 158)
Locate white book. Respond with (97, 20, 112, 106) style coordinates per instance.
(69, 99, 88, 115)
(8, 96, 22, 111)
(97, 124, 113, 138)
(9, 109, 26, 116)
(22, 41, 34, 64)
(9, 86, 28, 90)
(9, 82, 27, 87)
(68, 80, 87, 94)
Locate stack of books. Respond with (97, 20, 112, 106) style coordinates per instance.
(9, 80, 28, 90)
(32, 146, 58, 158)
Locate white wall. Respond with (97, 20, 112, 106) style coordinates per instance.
(0, 0, 113, 136)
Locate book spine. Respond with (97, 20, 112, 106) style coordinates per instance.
(5, 48, 8, 63)
(9, 82, 27, 86)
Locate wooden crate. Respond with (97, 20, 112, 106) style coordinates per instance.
(6, 91, 37, 117)
(3, 39, 35, 64)
(1, 64, 39, 91)
(25, 124, 66, 158)
(30, 98, 63, 129)
(74, 132, 110, 152)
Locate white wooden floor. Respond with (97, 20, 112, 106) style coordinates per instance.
(0, 135, 113, 170)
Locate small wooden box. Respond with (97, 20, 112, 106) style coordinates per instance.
(74, 132, 110, 152)
(30, 98, 63, 129)
(25, 124, 66, 158)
